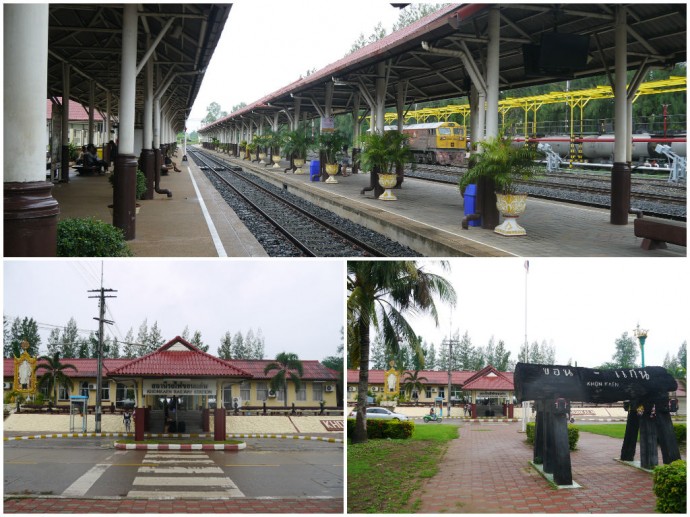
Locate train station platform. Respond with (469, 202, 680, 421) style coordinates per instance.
(51, 147, 685, 257)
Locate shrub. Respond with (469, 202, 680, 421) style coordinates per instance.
(57, 217, 133, 257)
(653, 460, 686, 513)
(346, 418, 415, 440)
(673, 424, 686, 447)
(525, 421, 579, 451)
(108, 169, 147, 200)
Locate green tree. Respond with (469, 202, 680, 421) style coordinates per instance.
(35, 352, 77, 406)
(347, 260, 456, 444)
(369, 333, 388, 370)
(612, 332, 639, 369)
(425, 341, 437, 371)
(122, 328, 138, 358)
(492, 339, 511, 371)
(401, 370, 429, 404)
(201, 101, 227, 125)
(189, 330, 208, 352)
(264, 352, 304, 408)
(6, 317, 41, 358)
(218, 331, 233, 360)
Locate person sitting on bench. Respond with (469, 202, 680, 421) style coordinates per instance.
(85, 144, 108, 173)
(162, 151, 181, 173)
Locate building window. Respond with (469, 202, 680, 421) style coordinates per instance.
(296, 385, 306, 401)
(240, 381, 250, 401)
(80, 381, 89, 397)
(223, 385, 233, 408)
(312, 383, 324, 401)
(256, 382, 268, 401)
(101, 381, 110, 401)
(425, 388, 432, 398)
(438, 387, 445, 398)
(277, 388, 285, 402)
(58, 385, 70, 401)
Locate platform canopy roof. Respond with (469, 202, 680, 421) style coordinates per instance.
(46, 3, 231, 133)
(202, 3, 686, 132)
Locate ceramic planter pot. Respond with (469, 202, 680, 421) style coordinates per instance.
(325, 163, 339, 183)
(258, 152, 267, 164)
(378, 173, 398, 200)
(272, 155, 282, 168)
(293, 158, 306, 174)
(494, 193, 527, 235)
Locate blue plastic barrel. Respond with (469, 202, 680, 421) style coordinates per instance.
(463, 184, 481, 226)
(309, 160, 320, 181)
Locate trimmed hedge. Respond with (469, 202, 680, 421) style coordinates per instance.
(525, 422, 579, 451)
(673, 424, 686, 447)
(346, 418, 415, 440)
(653, 459, 686, 513)
(57, 217, 133, 257)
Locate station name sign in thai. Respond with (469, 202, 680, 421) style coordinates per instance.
(476, 391, 508, 398)
(143, 380, 215, 396)
(514, 363, 677, 403)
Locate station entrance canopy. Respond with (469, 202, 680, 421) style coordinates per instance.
(201, 3, 686, 133)
(46, 4, 231, 134)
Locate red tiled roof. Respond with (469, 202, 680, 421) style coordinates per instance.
(107, 336, 251, 378)
(3, 358, 131, 379)
(231, 360, 338, 381)
(348, 369, 481, 386)
(206, 4, 475, 127)
(461, 365, 514, 391)
(46, 99, 105, 121)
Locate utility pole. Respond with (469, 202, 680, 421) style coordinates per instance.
(88, 267, 116, 433)
(441, 336, 460, 417)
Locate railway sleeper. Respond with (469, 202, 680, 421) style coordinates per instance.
(634, 216, 687, 250)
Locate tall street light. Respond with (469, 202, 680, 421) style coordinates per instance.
(634, 324, 648, 368)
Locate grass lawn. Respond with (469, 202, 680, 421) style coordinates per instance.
(575, 424, 627, 440)
(347, 424, 458, 513)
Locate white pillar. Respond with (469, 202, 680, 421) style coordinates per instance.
(119, 4, 137, 155)
(143, 37, 153, 150)
(485, 7, 500, 138)
(375, 61, 387, 133)
(613, 6, 628, 164)
(88, 80, 95, 144)
(61, 63, 71, 181)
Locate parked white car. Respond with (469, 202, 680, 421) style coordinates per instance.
(349, 407, 409, 421)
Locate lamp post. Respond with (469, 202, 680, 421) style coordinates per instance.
(634, 324, 648, 368)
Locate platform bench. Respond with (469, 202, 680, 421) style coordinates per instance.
(74, 165, 103, 176)
(634, 217, 687, 250)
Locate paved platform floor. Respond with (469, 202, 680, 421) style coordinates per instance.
(416, 421, 683, 513)
(50, 147, 686, 257)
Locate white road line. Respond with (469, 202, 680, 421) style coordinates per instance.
(127, 490, 245, 499)
(187, 166, 228, 257)
(138, 466, 224, 474)
(61, 463, 111, 497)
(143, 458, 214, 464)
(133, 476, 236, 487)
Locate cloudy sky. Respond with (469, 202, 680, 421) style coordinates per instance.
(390, 258, 689, 369)
(186, 0, 406, 130)
(4, 260, 344, 362)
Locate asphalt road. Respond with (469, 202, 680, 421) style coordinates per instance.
(4, 437, 343, 500)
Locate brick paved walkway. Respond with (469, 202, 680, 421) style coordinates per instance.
(416, 422, 674, 513)
(3, 497, 343, 513)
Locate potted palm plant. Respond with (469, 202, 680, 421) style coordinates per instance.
(283, 128, 315, 174)
(318, 130, 348, 183)
(252, 134, 270, 163)
(265, 129, 286, 168)
(360, 131, 412, 200)
(459, 133, 538, 235)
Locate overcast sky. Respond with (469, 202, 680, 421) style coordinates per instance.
(3, 260, 344, 362)
(394, 258, 688, 370)
(186, 0, 406, 131)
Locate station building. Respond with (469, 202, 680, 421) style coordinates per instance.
(347, 365, 516, 418)
(4, 336, 340, 414)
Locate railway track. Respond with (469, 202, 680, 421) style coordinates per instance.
(404, 164, 687, 220)
(188, 149, 417, 257)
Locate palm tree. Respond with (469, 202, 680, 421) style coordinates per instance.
(401, 370, 429, 405)
(347, 261, 456, 444)
(35, 352, 77, 406)
(263, 352, 304, 408)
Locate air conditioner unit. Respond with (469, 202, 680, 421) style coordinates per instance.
(431, 388, 437, 392)
(268, 390, 276, 398)
(372, 387, 379, 392)
(347, 386, 356, 392)
(88, 384, 97, 390)
(3, 382, 12, 390)
(325, 385, 334, 392)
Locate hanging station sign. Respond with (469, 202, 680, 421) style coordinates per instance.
(143, 379, 214, 396)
